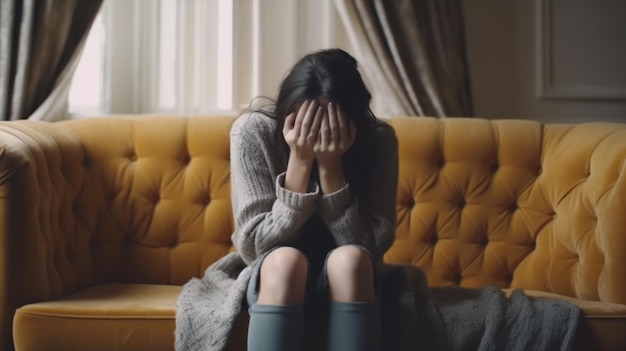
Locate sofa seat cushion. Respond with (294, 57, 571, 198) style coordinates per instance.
(13, 284, 626, 351)
(13, 283, 249, 351)
(13, 284, 180, 351)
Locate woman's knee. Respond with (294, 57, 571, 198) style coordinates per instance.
(326, 245, 376, 302)
(258, 247, 308, 304)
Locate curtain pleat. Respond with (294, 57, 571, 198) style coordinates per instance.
(0, 0, 103, 121)
(334, 0, 473, 117)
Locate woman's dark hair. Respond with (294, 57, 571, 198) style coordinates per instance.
(274, 48, 376, 131)
(248, 48, 382, 191)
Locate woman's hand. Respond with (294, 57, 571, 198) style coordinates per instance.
(283, 100, 325, 193)
(283, 100, 325, 163)
(314, 102, 356, 167)
(314, 102, 356, 193)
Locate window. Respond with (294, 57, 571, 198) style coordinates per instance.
(69, 0, 352, 117)
(68, 12, 103, 116)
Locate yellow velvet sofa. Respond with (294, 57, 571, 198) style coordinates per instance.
(1, 115, 626, 351)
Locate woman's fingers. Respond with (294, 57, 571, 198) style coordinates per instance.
(320, 113, 329, 146)
(299, 100, 318, 143)
(283, 112, 295, 134)
(293, 100, 311, 138)
(288, 100, 355, 153)
(308, 105, 324, 143)
(327, 102, 339, 143)
(335, 104, 349, 144)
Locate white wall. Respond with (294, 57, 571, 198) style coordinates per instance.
(464, 0, 626, 122)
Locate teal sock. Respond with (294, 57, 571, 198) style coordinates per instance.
(247, 304, 303, 351)
(328, 301, 380, 351)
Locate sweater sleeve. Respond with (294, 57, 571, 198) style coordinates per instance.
(318, 124, 398, 260)
(230, 114, 319, 265)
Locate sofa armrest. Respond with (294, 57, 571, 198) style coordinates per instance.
(0, 121, 95, 349)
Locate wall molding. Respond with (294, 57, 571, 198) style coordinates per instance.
(536, 0, 626, 101)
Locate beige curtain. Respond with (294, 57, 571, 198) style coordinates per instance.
(334, 0, 473, 117)
(0, 0, 103, 121)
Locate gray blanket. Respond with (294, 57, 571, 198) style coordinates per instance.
(379, 266, 581, 351)
(176, 264, 581, 351)
(176, 261, 252, 351)
(430, 286, 580, 351)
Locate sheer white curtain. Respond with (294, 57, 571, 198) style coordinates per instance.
(83, 0, 353, 116)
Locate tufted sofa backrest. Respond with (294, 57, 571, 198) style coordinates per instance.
(62, 116, 235, 286)
(387, 117, 626, 304)
(2, 115, 625, 305)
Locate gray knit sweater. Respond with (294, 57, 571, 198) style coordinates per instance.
(175, 112, 399, 350)
(175, 112, 580, 351)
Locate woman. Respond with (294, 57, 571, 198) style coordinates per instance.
(236, 48, 397, 351)
(175, 48, 581, 351)
(176, 48, 397, 351)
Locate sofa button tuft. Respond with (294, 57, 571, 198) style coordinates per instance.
(408, 198, 416, 209)
(454, 272, 462, 285)
(72, 201, 81, 214)
(169, 238, 179, 248)
(202, 195, 211, 206)
(429, 232, 438, 245)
